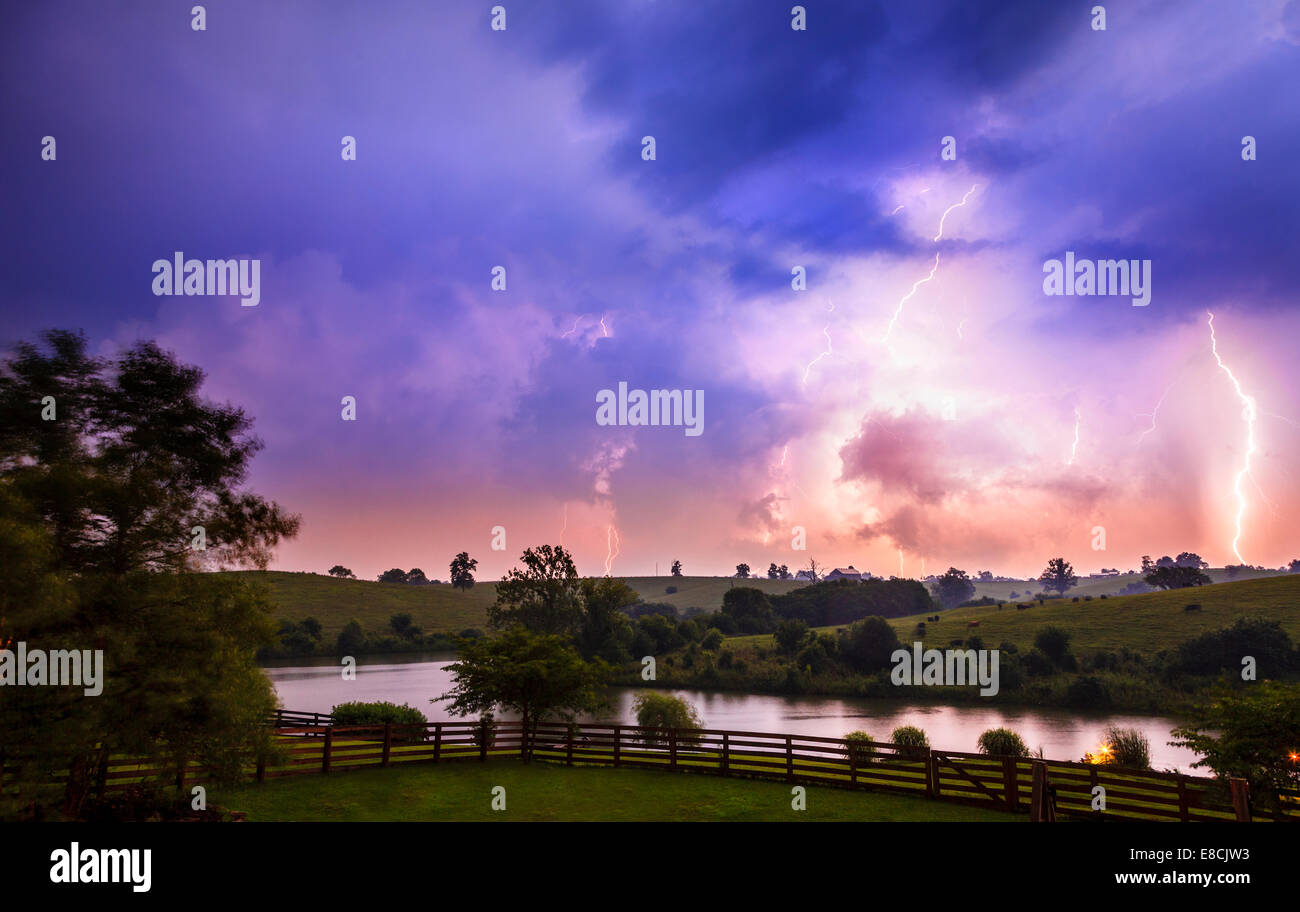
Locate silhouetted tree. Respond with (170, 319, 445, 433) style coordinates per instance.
(450, 552, 478, 590)
(1038, 558, 1079, 596)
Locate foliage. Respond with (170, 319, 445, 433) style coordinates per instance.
(1145, 565, 1212, 590)
(890, 725, 931, 760)
(773, 618, 810, 655)
(976, 728, 1029, 757)
(931, 568, 976, 609)
(0, 331, 296, 817)
(632, 692, 703, 747)
(450, 552, 478, 590)
(844, 730, 876, 765)
(838, 616, 901, 674)
(331, 701, 426, 728)
(489, 545, 583, 635)
(1170, 682, 1300, 807)
(1038, 558, 1079, 596)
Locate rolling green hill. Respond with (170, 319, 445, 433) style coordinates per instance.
(892, 574, 1300, 655)
(225, 571, 808, 637)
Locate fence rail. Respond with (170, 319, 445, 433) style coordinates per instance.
(7, 712, 1298, 823)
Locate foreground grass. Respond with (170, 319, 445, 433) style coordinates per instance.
(218, 759, 1015, 822)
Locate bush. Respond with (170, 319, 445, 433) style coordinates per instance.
(977, 728, 1029, 757)
(1065, 675, 1111, 709)
(774, 618, 810, 655)
(665, 585, 678, 594)
(633, 692, 703, 748)
(700, 628, 724, 650)
(1102, 725, 1150, 769)
(472, 712, 497, 749)
(1167, 617, 1296, 677)
(890, 725, 930, 760)
(844, 730, 876, 765)
(331, 701, 426, 727)
(1034, 626, 1072, 665)
(838, 616, 901, 673)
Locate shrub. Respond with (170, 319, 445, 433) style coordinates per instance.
(1102, 725, 1150, 769)
(700, 628, 724, 650)
(977, 728, 1029, 757)
(633, 692, 703, 748)
(890, 725, 930, 760)
(472, 712, 497, 749)
(1033, 626, 1073, 666)
(1065, 675, 1111, 709)
(665, 585, 678, 594)
(838, 616, 902, 673)
(844, 730, 876, 765)
(331, 701, 426, 727)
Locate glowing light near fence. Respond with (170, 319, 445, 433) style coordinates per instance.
(1207, 311, 1258, 565)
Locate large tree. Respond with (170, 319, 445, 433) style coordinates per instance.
(1145, 565, 1212, 590)
(0, 331, 299, 817)
(489, 544, 584, 635)
(449, 551, 478, 590)
(437, 627, 610, 760)
(1038, 558, 1079, 596)
(931, 567, 976, 608)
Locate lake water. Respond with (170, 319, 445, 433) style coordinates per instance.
(262, 653, 1201, 771)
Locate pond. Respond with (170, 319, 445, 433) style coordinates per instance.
(263, 653, 1200, 771)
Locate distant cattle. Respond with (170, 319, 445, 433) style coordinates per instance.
(1016, 604, 1028, 611)
(966, 621, 980, 628)
(1184, 603, 1202, 612)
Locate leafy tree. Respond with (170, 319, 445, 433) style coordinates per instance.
(337, 619, 366, 655)
(437, 627, 610, 760)
(1170, 682, 1300, 809)
(670, 560, 682, 577)
(575, 577, 637, 662)
(378, 568, 408, 583)
(736, 562, 751, 579)
(773, 618, 810, 655)
(768, 562, 780, 579)
(1145, 565, 1212, 590)
(778, 564, 791, 580)
(490, 545, 584, 635)
(931, 567, 975, 609)
(720, 586, 775, 634)
(1175, 552, 1209, 569)
(328, 565, 355, 579)
(0, 331, 298, 816)
(1141, 555, 1155, 573)
(838, 616, 901, 673)
(1166, 618, 1297, 677)
(449, 552, 478, 590)
(632, 692, 703, 747)
(406, 567, 428, 584)
(1289, 559, 1300, 573)
(1033, 626, 1073, 666)
(390, 612, 420, 639)
(1038, 558, 1078, 596)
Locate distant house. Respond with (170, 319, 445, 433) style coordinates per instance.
(825, 566, 863, 581)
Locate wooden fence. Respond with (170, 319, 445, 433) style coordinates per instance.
(10, 713, 1299, 823)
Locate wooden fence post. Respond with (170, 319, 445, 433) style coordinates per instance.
(321, 729, 332, 774)
(256, 755, 266, 783)
(433, 723, 442, 763)
(613, 726, 621, 767)
(1003, 757, 1018, 812)
(1229, 778, 1251, 822)
(669, 729, 678, 771)
(382, 723, 392, 767)
(924, 749, 934, 798)
(1177, 775, 1190, 822)
(722, 733, 729, 777)
(480, 719, 488, 762)
(566, 723, 574, 766)
(848, 739, 858, 786)
(1030, 761, 1055, 822)
(786, 736, 794, 783)
(930, 753, 941, 798)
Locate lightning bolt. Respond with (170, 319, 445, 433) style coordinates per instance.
(560, 317, 583, 338)
(559, 502, 568, 545)
(599, 313, 610, 338)
(882, 253, 941, 345)
(889, 204, 904, 216)
(604, 525, 621, 576)
(1137, 382, 1175, 445)
(802, 325, 833, 385)
(1207, 311, 1258, 565)
(934, 184, 978, 242)
(897, 548, 904, 578)
(1067, 408, 1081, 465)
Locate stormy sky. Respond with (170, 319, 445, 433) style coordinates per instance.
(3, 0, 1298, 580)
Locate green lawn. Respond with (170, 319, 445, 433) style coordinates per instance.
(217, 758, 1016, 822)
